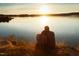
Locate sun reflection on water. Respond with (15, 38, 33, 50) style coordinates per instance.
(39, 16, 50, 27)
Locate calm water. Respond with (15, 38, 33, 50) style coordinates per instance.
(0, 16, 79, 46)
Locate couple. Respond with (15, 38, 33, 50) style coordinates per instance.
(36, 26, 55, 51)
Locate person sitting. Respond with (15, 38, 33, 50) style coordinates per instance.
(36, 26, 56, 51)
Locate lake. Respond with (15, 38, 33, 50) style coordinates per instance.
(0, 16, 79, 46)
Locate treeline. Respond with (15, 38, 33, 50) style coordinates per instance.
(0, 12, 79, 17)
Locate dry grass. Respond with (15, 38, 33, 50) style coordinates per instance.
(0, 37, 79, 56)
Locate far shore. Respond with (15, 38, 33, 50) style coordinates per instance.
(0, 12, 79, 17)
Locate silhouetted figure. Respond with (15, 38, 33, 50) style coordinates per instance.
(41, 26, 55, 50)
(35, 26, 56, 55)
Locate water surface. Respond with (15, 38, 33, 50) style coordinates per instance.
(0, 16, 79, 46)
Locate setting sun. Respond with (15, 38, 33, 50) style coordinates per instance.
(39, 5, 50, 14)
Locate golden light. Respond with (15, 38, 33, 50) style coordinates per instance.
(39, 5, 50, 14)
(39, 16, 49, 27)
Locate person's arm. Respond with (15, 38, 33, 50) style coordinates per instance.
(51, 31, 56, 44)
(53, 32, 55, 41)
(36, 34, 40, 42)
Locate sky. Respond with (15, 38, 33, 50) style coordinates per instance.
(0, 3, 79, 14)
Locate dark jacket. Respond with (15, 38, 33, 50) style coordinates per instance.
(36, 30, 55, 50)
(41, 30, 55, 49)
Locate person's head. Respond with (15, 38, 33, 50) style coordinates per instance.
(44, 26, 49, 31)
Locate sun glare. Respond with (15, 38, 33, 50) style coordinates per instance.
(39, 16, 49, 27)
(39, 5, 50, 14)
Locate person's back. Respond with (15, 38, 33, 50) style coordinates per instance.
(36, 26, 55, 51)
(41, 26, 55, 50)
